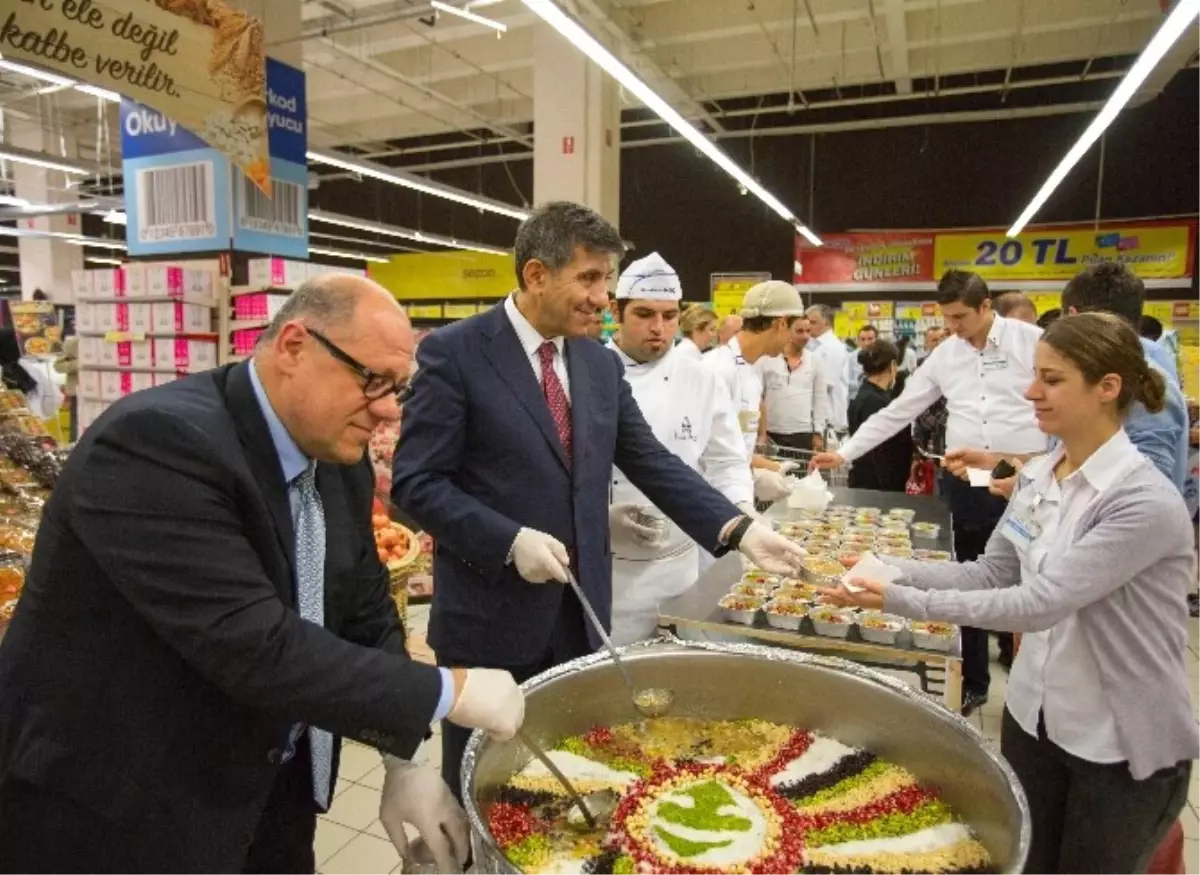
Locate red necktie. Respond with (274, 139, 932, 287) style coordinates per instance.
(537, 341, 572, 464)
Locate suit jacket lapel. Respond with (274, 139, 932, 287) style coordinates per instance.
(224, 362, 298, 584)
(480, 307, 570, 472)
(565, 338, 591, 474)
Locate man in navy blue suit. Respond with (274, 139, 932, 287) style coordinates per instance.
(392, 202, 806, 800)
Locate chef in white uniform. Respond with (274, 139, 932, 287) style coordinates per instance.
(606, 253, 755, 645)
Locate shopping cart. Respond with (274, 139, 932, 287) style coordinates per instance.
(755, 440, 849, 489)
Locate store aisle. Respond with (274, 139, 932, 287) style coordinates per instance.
(313, 609, 1200, 874)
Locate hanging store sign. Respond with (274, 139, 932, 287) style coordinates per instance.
(794, 233, 935, 286)
(369, 250, 515, 300)
(121, 57, 305, 258)
(2, 0, 269, 190)
(232, 58, 308, 259)
(710, 272, 772, 318)
(933, 221, 1197, 282)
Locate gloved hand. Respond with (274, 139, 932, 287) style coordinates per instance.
(510, 527, 569, 583)
(609, 502, 666, 549)
(738, 522, 807, 575)
(447, 668, 525, 740)
(735, 501, 764, 521)
(752, 468, 794, 503)
(778, 460, 802, 475)
(379, 758, 470, 874)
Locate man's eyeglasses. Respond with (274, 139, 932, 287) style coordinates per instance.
(307, 328, 409, 402)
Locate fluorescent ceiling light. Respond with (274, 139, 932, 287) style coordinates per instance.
(86, 256, 124, 266)
(0, 226, 126, 250)
(1007, 0, 1200, 237)
(308, 209, 510, 255)
(0, 57, 120, 102)
(103, 210, 127, 226)
(0, 196, 29, 208)
(309, 245, 391, 264)
(307, 148, 531, 221)
(521, 0, 821, 246)
(432, 0, 507, 31)
(0, 145, 92, 175)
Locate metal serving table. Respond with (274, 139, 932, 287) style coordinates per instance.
(657, 487, 964, 712)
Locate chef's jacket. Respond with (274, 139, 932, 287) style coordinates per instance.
(608, 342, 752, 645)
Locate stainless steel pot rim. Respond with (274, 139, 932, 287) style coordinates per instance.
(461, 633, 1032, 873)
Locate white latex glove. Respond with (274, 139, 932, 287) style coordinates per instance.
(778, 460, 801, 475)
(379, 758, 469, 874)
(735, 501, 764, 521)
(609, 502, 666, 549)
(447, 668, 525, 740)
(752, 468, 794, 503)
(738, 521, 807, 575)
(510, 527, 569, 583)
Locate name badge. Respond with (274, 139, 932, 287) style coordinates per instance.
(1000, 506, 1042, 551)
(738, 409, 759, 434)
(981, 351, 1009, 372)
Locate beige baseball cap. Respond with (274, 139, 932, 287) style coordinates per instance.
(740, 280, 806, 318)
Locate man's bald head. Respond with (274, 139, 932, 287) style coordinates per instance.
(256, 273, 413, 464)
(717, 315, 743, 346)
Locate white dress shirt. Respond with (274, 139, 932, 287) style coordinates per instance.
(838, 314, 1046, 464)
(702, 336, 764, 458)
(1004, 430, 1146, 762)
(504, 293, 570, 400)
(808, 331, 849, 430)
(757, 351, 830, 435)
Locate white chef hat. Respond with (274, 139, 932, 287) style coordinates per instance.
(614, 252, 682, 301)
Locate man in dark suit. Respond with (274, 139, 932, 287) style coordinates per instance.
(392, 202, 806, 801)
(0, 276, 523, 873)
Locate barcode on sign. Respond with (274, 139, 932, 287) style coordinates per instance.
(237, 176, 304, 237)
(135, 163, 216, 243)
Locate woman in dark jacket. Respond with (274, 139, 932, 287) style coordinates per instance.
(847, 339, 912, 491)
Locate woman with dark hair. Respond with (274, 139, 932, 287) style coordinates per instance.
(0, 327, 36, 396)
(845, 339, 912, 491)
(823, 312, 1195, 874)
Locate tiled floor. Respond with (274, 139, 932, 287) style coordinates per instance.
(317, 605, 1200, 873)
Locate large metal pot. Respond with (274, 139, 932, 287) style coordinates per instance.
(463, 638, 1031, 874)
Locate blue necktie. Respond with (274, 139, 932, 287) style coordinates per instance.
(294, 462, 333, 808)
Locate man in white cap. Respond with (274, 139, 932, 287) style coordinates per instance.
(606, 253, 755, 644)
(704, 280, 808, 504)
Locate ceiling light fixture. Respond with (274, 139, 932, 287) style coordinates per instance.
(307, 149, 531, 221)
(431, 0, 508, 31)
(103, 210, 127, 225)
(0, 145, 92, 175)
(1007, 0, 1200, 236)
(86, 256, 125, 266)
(309, 245, 392, 264)
(308, 209, 510, 255)
(520, 0, 822, 246)
(0, 226, 126, 249)
(0, 196, 30, 208)
(0, 57, 120, 102)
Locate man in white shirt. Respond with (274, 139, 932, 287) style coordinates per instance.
(844, 323, 877, 403)
(805, 304, 849, 432)
(704, 281, 807, 503)
(812, 270, 1046, 715)
(758, 315, 829, 453)
(605, 253, 755, 644)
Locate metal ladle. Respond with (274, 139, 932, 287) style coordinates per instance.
(563, 569, 675, 719)
(516, 728, 619, 830)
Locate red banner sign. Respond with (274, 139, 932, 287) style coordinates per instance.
(795, 233, 935, 285)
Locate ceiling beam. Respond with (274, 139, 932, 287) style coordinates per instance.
(883, 0, 913, 94)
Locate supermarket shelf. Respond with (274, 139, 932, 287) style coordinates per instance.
(231, 285, 297, 297)
(77, 366, 207, 375)
(229, 354, 249, 363)
(79, 331, 220, 341)
(229, 320, 269, 332)
(77, 294, 218, 307)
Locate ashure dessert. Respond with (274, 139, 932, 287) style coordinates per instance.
(486, 718, 992, 874)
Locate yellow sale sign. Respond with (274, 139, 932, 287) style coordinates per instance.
(933, 222, 1196, 281)
(709, 273, 772, 318)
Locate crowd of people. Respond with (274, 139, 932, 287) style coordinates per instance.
(0, 199, 1193, 875)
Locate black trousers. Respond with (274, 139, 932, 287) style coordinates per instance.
(439, 588, 594, 804)
(941, 470, 1008, 697)
(766, 431, 816, 452)
(1002, 709, 1190, 874)
(0, 736, 317, 874)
